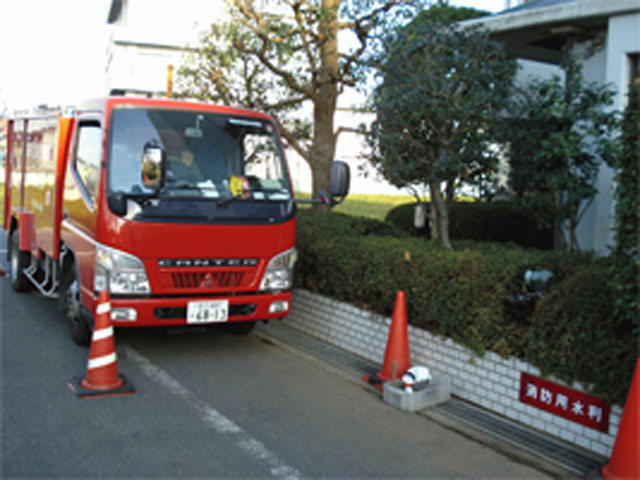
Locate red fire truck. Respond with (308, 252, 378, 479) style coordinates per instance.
(3, 96, 349, 344)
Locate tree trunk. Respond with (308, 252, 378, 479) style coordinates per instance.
(445, 178, 455, 206)
(430, 179, 452, 249)
(568, 211, 580, 252)
(429, 202, 439, 240)
(309, 104, 337, 213)
(309, 0, 340, 213)
(553, 190, 565, 249)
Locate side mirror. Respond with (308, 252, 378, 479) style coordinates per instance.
(141, 142, 165, 191)
(330, 160, 350, 204)
(293, 160, 350, 206)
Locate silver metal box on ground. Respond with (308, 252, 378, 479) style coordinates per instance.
(383, 375, 451, 412)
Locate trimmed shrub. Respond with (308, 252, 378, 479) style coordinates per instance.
(297, 210, 405, 243)
(296, 212, 548, 355)
(386, 201, 553, 249)
(524, 259, 636, 404)
(295, 210, 636, 405)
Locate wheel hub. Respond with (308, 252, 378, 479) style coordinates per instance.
(66, 279, 80, 320)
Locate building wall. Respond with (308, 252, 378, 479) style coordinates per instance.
(571, 40, 609, 252)
(105, 0, 223, 95)
(593, 11, 640, 251)
(575, 11, 640, 253)
(106, 42, 190, 95)
(607, 12, 640, 109)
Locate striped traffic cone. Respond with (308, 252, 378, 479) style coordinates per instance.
(68, 290, 135, 399)
(376, 290, 411, 382)
(363, 291, 411, 390)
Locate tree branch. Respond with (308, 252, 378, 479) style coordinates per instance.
(264, 95, 309, 111)
(288, 0, 319, 83)
(272, 116, 311, 162)
(335, 125, 366, 138)
(231, 0, 317, 99)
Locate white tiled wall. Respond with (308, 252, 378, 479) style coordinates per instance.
(284, 290, 622, 457)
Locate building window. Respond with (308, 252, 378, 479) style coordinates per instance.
(630, 53, 640, 85)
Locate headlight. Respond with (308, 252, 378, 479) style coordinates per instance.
(259, 248, 297, 292)
(95, 244, 150, 295)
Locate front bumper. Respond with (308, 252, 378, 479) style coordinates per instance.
(105, 291, 292, 327)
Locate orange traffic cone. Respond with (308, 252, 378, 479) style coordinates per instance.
(601, 357, 639, 480)
(68, 290, 135, 399)
(376, 290, 411, 382)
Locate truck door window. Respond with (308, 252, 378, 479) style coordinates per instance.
(74, 122, 101, 204)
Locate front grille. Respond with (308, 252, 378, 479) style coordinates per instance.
(154, 304, 257, 320)
(170, 271, 245, 289)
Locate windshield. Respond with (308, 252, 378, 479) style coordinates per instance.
(107, 107, 291, 202)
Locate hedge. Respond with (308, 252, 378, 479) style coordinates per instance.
(386, 201, 554, 249)
(526, 259, 636, 404)
(295, 210, 636, 405)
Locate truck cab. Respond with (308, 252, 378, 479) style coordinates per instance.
(4, 97, 349, 344)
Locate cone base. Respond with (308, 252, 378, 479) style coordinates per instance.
(81, 375, 124, 392)
(600, 463, 638, 480)
(362, 372, 385, 391)
(376, 369, 407, 383)
(601, 456, 640, 480)
(68, 374, 135, 399)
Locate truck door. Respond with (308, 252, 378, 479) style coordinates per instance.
(61, 118, 102, 314)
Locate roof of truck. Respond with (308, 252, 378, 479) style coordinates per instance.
(8, 97, 276, 123)
(75, 96, 274, 121)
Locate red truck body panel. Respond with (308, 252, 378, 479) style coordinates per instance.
(4, 97, 297, 329)
(1, 118, 10, 230)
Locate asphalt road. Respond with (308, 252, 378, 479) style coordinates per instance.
(1, 233, 558, 478)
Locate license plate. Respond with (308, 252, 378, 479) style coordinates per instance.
(186, 300, 229, 324)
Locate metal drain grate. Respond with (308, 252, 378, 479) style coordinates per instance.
(437, 399, 605, 475)
(257, 321, 606, 476)
(257, 322, 378, 376)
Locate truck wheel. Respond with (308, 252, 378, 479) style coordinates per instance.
(10, 230, 31, 292)
(62, 267, 91, 346)
(225, 321, 256, 336)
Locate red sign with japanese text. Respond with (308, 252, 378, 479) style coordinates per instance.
(519, 372, 610, 432)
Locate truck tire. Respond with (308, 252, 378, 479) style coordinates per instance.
(10, 230, 31, 292)
(62, 266, 91, 346)
(225, 321, 256, 336)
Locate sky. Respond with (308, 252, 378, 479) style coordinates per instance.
(0, 0, 508, 114)
(0, 0, 112, 112)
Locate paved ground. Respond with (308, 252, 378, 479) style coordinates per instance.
(1, 229, 574, 478)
